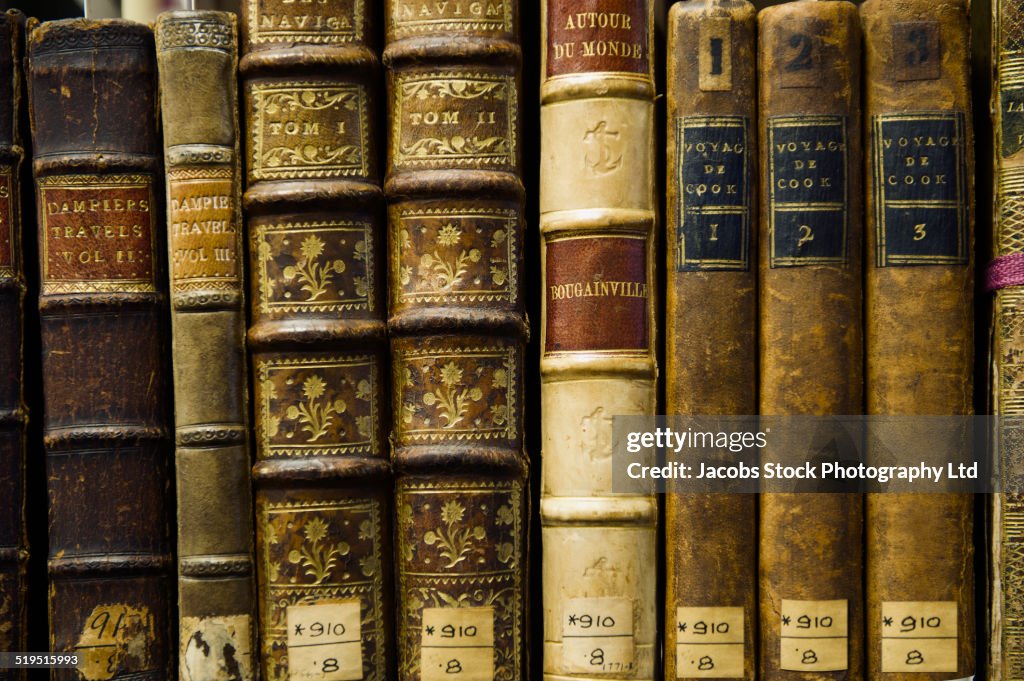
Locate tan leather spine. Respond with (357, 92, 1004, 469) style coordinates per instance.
(758, 3, 863, 681)
(665, 2, 757, 680)
(993, 0, 1024, 678)
(155, 11, 256, 681)
(240, 1, 393, 679)
(383, 0, 529, 679)
(861, 1, 975, 680)
(540, 0, 658, 679)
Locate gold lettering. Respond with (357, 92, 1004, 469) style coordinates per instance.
(409, 111, 460, 126)
(580, 40, 643, 59)
(564, 12, 633, 30)
(549, 280, 648, 301)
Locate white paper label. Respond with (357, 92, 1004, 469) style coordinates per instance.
(779, 599, 848, 672)
(181, 615, 253, 681)
(286, 600, 362, 681)
(675, 606, 744, 678)
(421, 607, 494, 681)
(562, 597, 635, 675)
(881, 601, 958, 673)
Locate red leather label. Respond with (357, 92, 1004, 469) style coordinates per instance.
(546, 0, 649, 78)
(544, 235, 649, 353)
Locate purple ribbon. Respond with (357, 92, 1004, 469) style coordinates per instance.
(987, 252, 1024, 292)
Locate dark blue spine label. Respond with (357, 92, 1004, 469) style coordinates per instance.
(676, 116, 750, 271)
(872, 112, 968, 267)
(768, 115, 849, 267)
(1002, 85, 1024, 158)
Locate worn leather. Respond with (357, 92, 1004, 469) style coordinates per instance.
(994, 0, 1024, 678)
(861, 1, 976, 680)
(28, 18, 172, 681)
(240, 1, 393, 679)
(382, 1, 528, 678)
(0, 10, 27, 677)
(664, 3, 757, 680)
(539, 0, 658, 679)
(155, 11, 256, 681)
(758, 3, 864, 681)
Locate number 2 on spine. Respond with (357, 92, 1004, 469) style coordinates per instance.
(905, 29, 929, 65)
(785, 34, 813, 71)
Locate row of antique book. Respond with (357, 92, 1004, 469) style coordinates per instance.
(0, 1, 1014, 681)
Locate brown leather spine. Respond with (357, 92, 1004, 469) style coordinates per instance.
(861, 1, 976, 680)
(758, 3, 863, 681)
(665, 2, 757, 680)
(155, 11, 257, 681)
(994, 0, 1024, 678)
(0, 10, 26, 676)
(28, 19, 173, 681)
(383, 1, 528, 678)
(240, 1, 393, 680)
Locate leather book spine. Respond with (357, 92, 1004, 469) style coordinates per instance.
(28, 19, 173, 680)
(861, 1, 975, 680)
(383, 1, 528, 680)
(155, 11, 256, 681)
(993, 0, 1024, 679)
(240, 1, 393, 680)
(540, 0, 658, 678)
(665, 2, 757, 680)
(758, 3, 863, 680)
(0, 10, 27, 674)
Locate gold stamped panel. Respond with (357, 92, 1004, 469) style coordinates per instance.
(392, 71, 518, 171)
(249, 82, 370, 181)
(248, 0, 364, 45)
(391, 205, 518, 307)
(255, 354, 381, 458)
(0, 167, 14, 278)
(39, 174, 157, 294)
(168, 167, 241, 292)
(253, 219, 376, 315)
(393, 338, 520, 444)
(396, 479, 525, 681)
(258, 496, 387, 681)
(389, 0, 513, 39)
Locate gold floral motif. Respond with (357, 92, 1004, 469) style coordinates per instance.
(263, 89, 357, 114)
(262, 144, 360, 170)
(354, 239, 368, 262)
(423, 500, 486, 568)
(402, 80, 504, 101)
(287, 518, 350, 585)
(418, 223, 483, 289)
(285, 374, 347, 442)
(393, 210, 517, 307)
(282, 235, 345, 301)
(496, 542, 515, 566)
(401, 135, 507, 158)
(422, 362, 483, 428)
(256, 221, 374, 314)
(360, 555, 380, 578)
